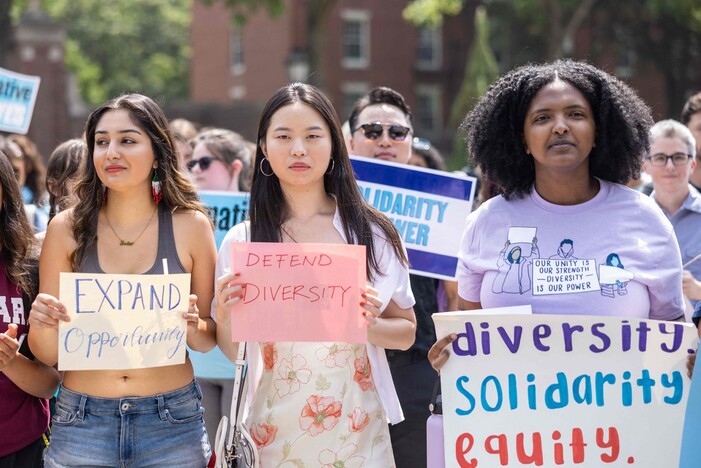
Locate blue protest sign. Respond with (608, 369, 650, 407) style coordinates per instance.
(0, 67, 40, 134)
(350, 156, 476, 280)
(679, 340, 701, 467)
(198, 190, 250, 249)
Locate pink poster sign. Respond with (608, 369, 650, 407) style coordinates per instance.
(229, 243, 367, 343)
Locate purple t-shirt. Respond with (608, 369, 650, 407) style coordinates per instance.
(458, 180, 684, 320)
(0, 258, 49, 457)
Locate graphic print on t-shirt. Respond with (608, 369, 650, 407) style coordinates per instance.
(532, 237, 600, 296)
(0, 294, 24, 326)
(598, 252, 634, 298)
(491, 227, 540, 295)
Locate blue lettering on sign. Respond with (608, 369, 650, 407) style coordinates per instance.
(74, 278, 183, 313)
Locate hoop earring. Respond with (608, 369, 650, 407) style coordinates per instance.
(326, 159, 335, 175)
(259, 158, 274, 177)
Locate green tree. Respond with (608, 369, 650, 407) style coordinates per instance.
(16, 0, 192, 106)
(405, 0, 598, 59)
(449, 6, 498, 161)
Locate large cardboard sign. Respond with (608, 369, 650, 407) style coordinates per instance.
(350, 156, 476, 280)
(433, 312, 696, 467)
(0, 67, 40, 134)
(58, 272, 191, 370)
(229, 243, 367, 343)
(199, 190, 250, 249)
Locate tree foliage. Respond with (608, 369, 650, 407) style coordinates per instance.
(15, 0, 192, 106)
(198, 0, 284, 25)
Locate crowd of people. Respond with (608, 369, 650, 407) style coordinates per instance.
(0, 58, 699, 467)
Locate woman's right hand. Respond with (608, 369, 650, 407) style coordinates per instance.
(28, 293, 69, 330)
(215, 271, 246, 313)
(428, 333, 457, 373)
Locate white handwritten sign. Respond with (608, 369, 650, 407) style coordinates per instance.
(58, 272, 191, 370)
(433, 312, 696, 467)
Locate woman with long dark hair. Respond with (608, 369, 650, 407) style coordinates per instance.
(28, 94, 217, 467)
(214, 83, 416, 466)
(0, 151, 60, 467)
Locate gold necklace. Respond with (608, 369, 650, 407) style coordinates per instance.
(104, 206, 158, 246)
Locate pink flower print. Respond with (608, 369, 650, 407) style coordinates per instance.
(299, 395, 342, 436)
(347, 407, 370, 433)
(315, 343, 352, 368)
(318, 444, 365, 468)
(352, 355, 374, 391)
(250, 423, 277, 448)
(274, 355, 311, 398)
(263, 342, 278, 371)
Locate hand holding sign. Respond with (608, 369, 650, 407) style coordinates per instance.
(28, 293, 70, 329)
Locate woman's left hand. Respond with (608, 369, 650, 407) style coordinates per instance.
(361, 286, 383, 327)
(0, 324, 20, 371)
(182, 294, 202, 337)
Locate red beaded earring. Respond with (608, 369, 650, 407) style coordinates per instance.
(152, 171, 162, 205)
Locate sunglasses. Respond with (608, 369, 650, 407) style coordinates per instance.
(354, 122, 411, 141)
(186, 155, 219, 172)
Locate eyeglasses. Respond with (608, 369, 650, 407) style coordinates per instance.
(645, 152, 692, 167)
(186, 155, 219, 172)
(412, 137, 432, 151)
(353, 122, 411, 141)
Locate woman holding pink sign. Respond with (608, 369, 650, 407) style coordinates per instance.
(214, 83, 416, 467)
(429, 60, 685, 371)
(28, 94, 217, 467)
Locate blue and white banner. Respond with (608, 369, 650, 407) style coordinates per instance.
(198, 190, 249, 249)
(351, 156, 476, 280)
(0, 67, 40, 134)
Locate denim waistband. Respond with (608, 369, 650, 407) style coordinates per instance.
(57, 380, 202, 416)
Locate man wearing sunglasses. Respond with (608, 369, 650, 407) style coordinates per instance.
(644, 119, 701, 322)
(348, 87, 437, 468)
(349, 88, 413, 164)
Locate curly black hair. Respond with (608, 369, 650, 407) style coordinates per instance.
(462, 59, 652, 199)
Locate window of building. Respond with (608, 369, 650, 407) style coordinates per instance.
(341, 82, 370, 122)
(230, 28, 245, 75)
(416, 26, 442, 70)
(415, 85, 442, 136)
(341, 9, 370, 69)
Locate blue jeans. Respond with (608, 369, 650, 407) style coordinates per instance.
(44, 381, 211, 468)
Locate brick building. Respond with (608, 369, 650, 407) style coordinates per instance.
(190, 0, 476, 150)
(189, 1, 701, 159)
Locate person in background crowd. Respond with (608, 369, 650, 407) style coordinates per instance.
(681, 92, 701, 192)
(0, 137, 48, 233)
(170, 118, 198, 174)
(408, 138, 459, 313)
(189, 128, 253, 192)
(348, 87, 436, 468)
(45, 139, 87, 222)
(185, 126, 252, 449)
(214, 83, 416, 466)
(28, 94, 217, 468)
(409, 137, 447, 171)
(430, 60, 685, 371)
(644, 120, 701, 321)
(0, 151, 61, 468)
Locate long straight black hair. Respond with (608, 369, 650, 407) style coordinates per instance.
(250, 83, 407, 280)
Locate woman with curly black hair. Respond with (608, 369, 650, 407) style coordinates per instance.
(429, 59, 685, 370)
